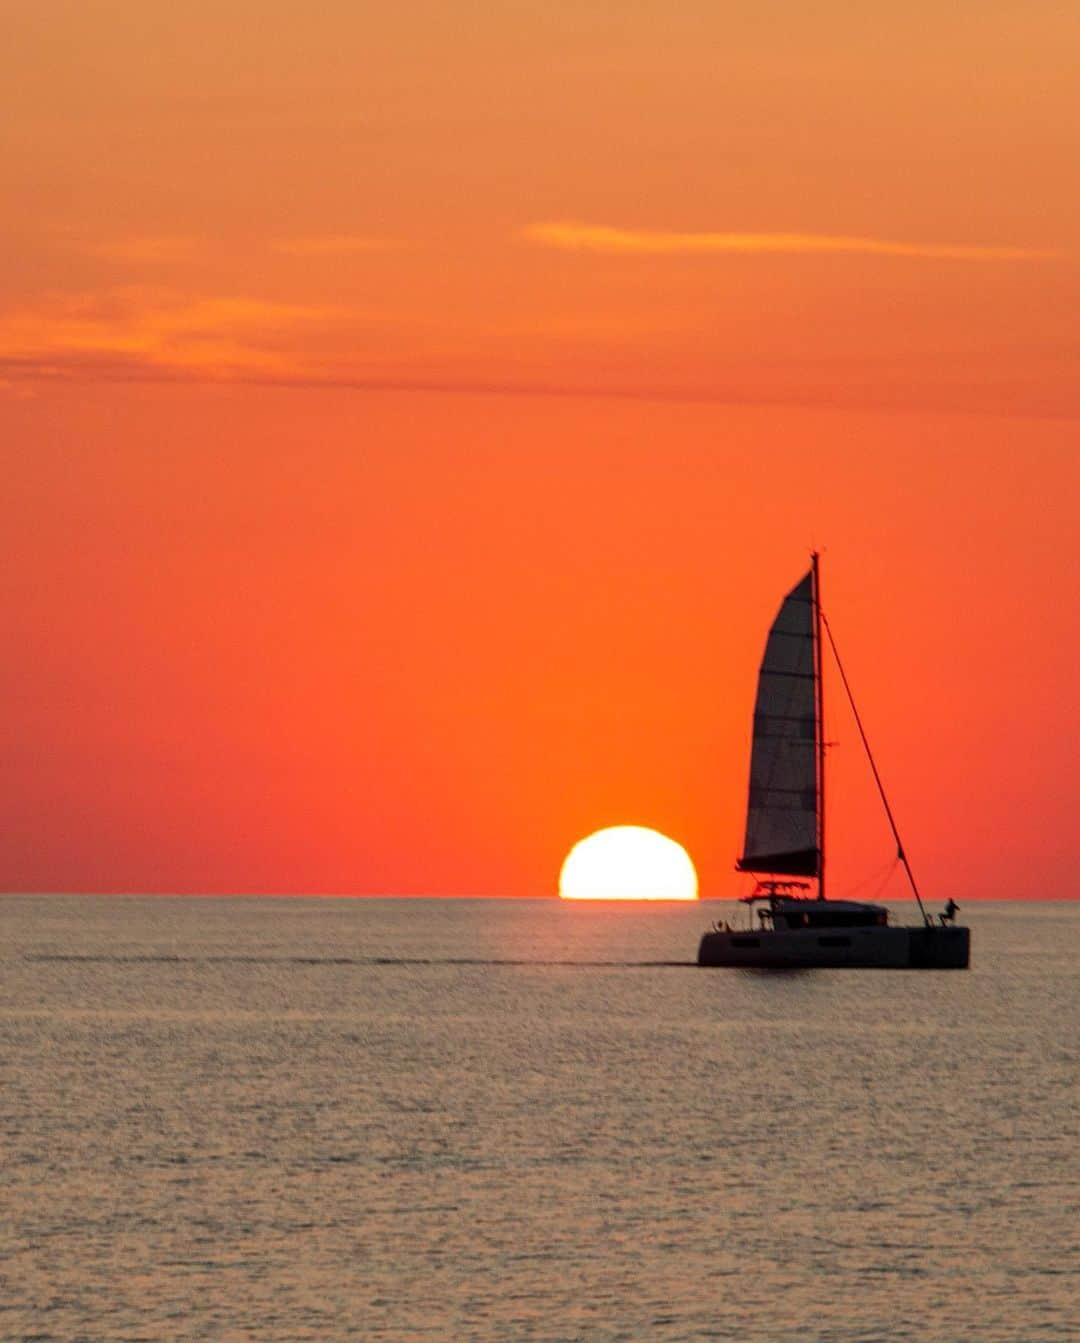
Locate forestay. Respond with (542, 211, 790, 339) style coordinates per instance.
(737, 570, 820, 877)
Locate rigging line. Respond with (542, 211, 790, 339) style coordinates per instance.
(863, 857, 902, 905)
(838, 855, 899, 901)
(819, 609, 933, 928)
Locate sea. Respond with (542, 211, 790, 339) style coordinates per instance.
(2, 897, 1075, 1343)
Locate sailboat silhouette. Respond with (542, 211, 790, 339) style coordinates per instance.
(698, 555, 970, 969)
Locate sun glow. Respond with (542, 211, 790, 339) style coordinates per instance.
(558, 826, 698, 900)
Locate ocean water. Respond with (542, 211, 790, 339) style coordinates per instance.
(1, 897, 1075, 1343)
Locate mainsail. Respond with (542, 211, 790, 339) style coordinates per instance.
(737, 569, 820, 877)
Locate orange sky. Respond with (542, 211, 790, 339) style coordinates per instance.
(3, 4, 1078, 896)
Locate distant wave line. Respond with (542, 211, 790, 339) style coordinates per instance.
(25, 954, 696, 968)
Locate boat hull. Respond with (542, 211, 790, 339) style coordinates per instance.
(697, 924, 969, 969)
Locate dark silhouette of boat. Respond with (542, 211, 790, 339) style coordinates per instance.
(698, 555, 969, 970)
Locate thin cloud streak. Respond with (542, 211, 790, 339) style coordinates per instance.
(62, 234, 404, 263)
(92, 236, 207, 263)
(271, 235, 404, 256)
(2, 351, 1075, 422)
(522, 222, 1060, 262)
(2, 286, 1074, 419)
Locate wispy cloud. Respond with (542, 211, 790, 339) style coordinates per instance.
(522, 222, 1059, 262)
(70, 233, 404, 264)
(92, 236, 207, 264)
(0, 288, 342, 378)
(271, 235, 404, 257)
(2, 285, 1074, 421)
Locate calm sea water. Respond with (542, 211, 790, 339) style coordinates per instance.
(2, 897, 1076, 1342)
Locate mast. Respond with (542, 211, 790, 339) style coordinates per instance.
(812, 552, 826, 900)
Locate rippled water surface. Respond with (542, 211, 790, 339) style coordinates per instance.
(2, 897, 1076, 1342)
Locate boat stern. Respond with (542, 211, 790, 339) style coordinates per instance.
(907, 924, 970, 969)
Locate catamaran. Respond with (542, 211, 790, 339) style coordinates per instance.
(698, 555, 969, 969)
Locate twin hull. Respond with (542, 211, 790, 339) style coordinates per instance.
(697, 924, 970, 970)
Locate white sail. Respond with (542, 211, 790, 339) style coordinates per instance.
(737, 570, 820, 877)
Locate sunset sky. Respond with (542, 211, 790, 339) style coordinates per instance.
(3, 3, 1078, 897)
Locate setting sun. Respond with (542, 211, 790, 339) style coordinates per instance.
(558, 826, 699, 901)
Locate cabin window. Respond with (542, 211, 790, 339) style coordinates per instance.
(818, 936, 852, 948)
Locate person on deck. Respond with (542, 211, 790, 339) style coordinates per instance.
(941, 898, 959, 925)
